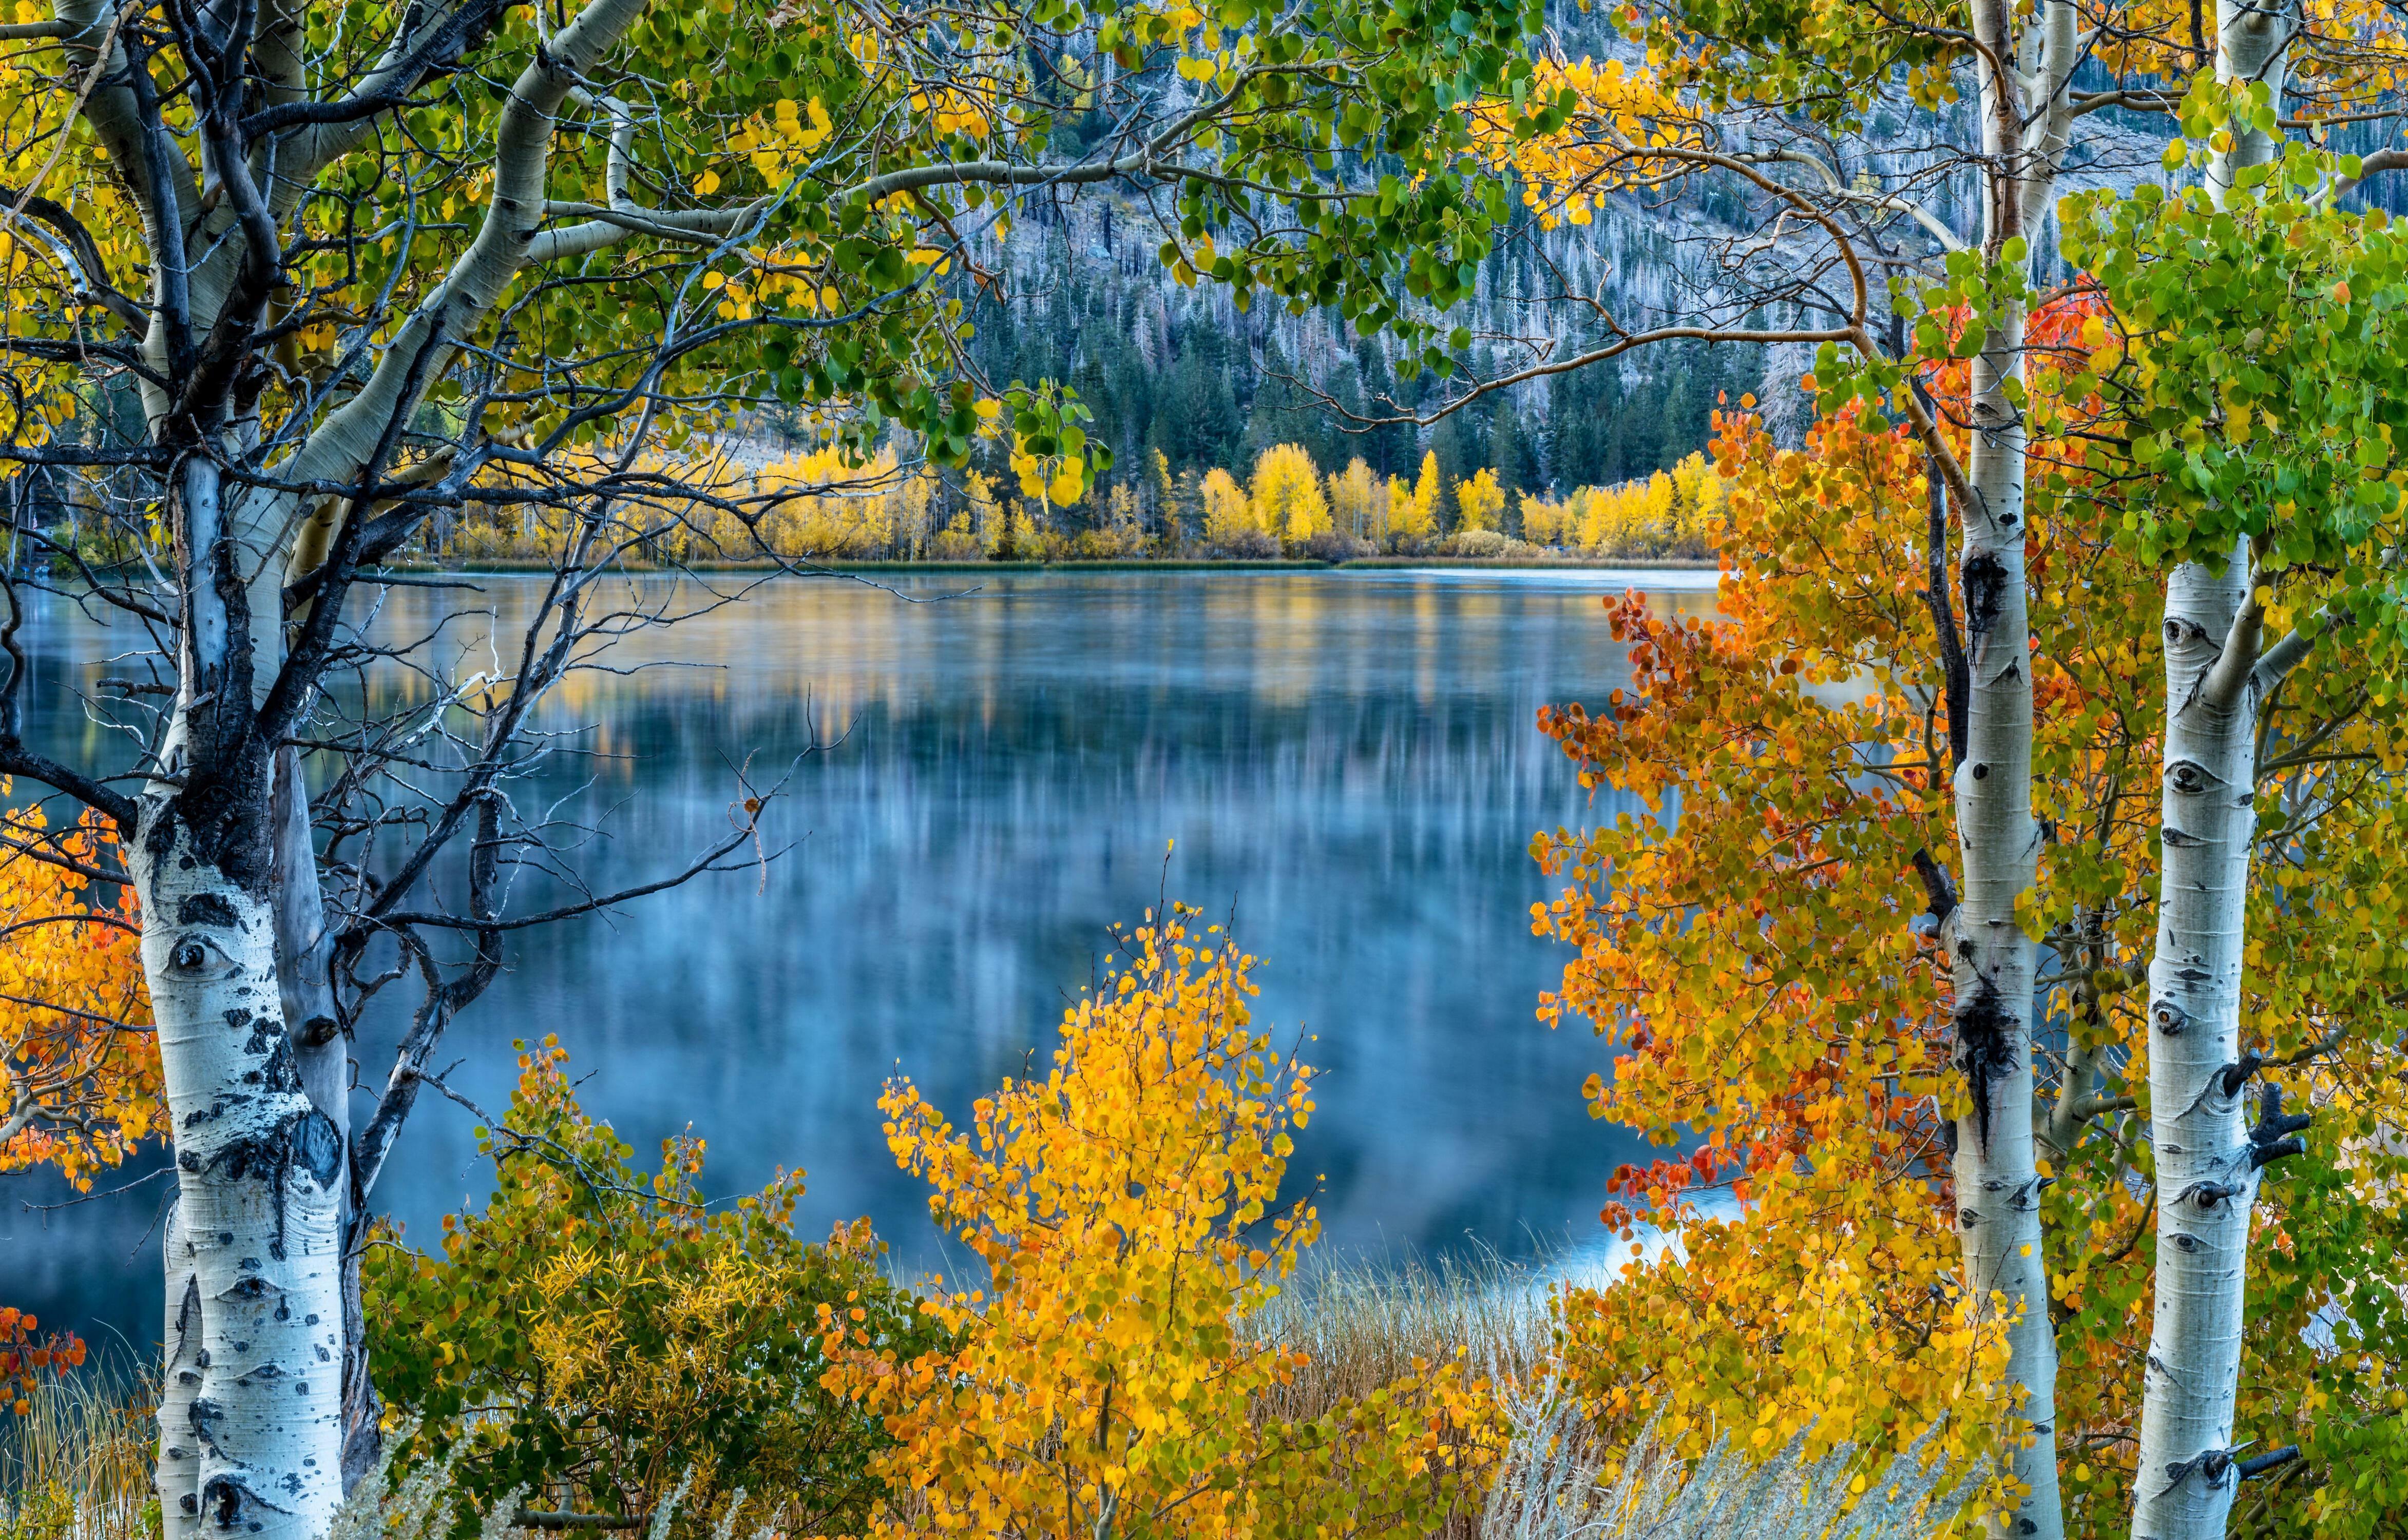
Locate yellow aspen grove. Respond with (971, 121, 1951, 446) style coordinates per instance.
(1501, 454, 1723, 558)
(1328, 458, 1379, 541)
(1383, 454, 1441, 544)
(1454, 468, 1504, 533)
(1516, 492, 1558, 546)
(967, 472, 1007, 556)
(1249, 444, 1331, 543)
(825, 906, 1500, 1540)
(1411, 453, 1444, 532)
(1201, 468, 1262, 548)
(1666, 454, 1725, 545)
(1380, 476, 1416, 544)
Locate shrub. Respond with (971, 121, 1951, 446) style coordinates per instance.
(826, 907, 1502, 1540)
(365, 1041, 947, 1538)
(1434, 530, 1542, 561)
(929, 518, 989, 560)
(1073, 524, 1151, 560)
(1211, 526, 1283, 560)
(1303, 530, 1374, 563)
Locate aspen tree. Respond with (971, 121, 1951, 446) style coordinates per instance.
(1470, 6, 2408, 1534)
(2065, 69, 2408, 1535)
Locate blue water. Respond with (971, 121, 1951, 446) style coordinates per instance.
(2, 568, 1713, 1352)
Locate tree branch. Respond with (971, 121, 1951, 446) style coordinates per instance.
(2202, 581, 2266, 710)
(2249, 617, 2323, 697)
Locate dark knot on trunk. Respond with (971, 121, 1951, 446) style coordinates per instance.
(2249, 1082, 2313, 1171)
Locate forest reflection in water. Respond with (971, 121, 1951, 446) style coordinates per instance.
(4, 567, 1716, 1349)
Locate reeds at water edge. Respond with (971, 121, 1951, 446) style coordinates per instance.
(1245, 1249, 1557, 1427)
(0, 1361, 156, 1540)
(1249, 1250, 1972, 1540)
(4, 1253, 1970, 1540)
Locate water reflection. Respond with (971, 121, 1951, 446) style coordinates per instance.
(3, 569, 1711, 1350)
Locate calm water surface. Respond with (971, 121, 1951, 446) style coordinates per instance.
(4, 568, 1713, 1350)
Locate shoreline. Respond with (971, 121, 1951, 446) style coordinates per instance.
(397, 555, 1725, 575)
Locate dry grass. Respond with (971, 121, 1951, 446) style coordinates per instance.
(1248, 1253, 1972, 1540)
(1481, 1383, 1973, 1540)
(1246, 1248, 1556, 1425)
(5, 1257, 1970, 1540)
(0, 1364, 156, 1540)
(1242, 1248, 1554, 1540)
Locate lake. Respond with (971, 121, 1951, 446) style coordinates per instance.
(2, 567, 1715, 1353)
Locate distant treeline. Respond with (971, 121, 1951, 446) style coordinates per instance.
(952, 284, 1768, 506)
(395, 437, 1736, 567)
(7, 275, 1763, 571)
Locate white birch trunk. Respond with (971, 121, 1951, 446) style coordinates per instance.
(270, 749, 342, 1133)
(136, 810, 345, 1540)
(1948, 7, 2075, 1533)
(2126, 14, 2301, 1538)
(2207, 2, 2295, 211)
(1953, 292, 2062, 1540)
(269, 746, 376, 1492)
(2130, 553, 2269, 1540)
(141, 453, 346, 1539)
(158, 1202, 206, 1540)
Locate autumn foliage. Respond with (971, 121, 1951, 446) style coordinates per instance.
(365, 1041, 943, 1536)
(0, 1306, 87, 1419)
(1531, 402, 2015, 1495)
(0, 805, 155, 1184)
(1530, 283, 2408, 1532)
(826, 904, 1500, 1540)
(0, 803, 151, 1416)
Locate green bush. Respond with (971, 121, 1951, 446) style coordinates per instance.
(366, 1038, 948, 1537)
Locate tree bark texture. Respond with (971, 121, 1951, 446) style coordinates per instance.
(139, 417, 347, 1536)
(2130, 553, 2269, 1540)
(1953, 293, 2062, 1540)
(159, 1202, 206, 1540)
(2127, 13, 2302, 1539)
(1951, 7, 2073, 1534)
(137, 804, 345, 1540)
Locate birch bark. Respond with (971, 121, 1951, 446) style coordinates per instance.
(1952, 292, 2062, 1540)
(136, 797, 344, 1538)
(2127, 13, 2303, 1537)
(158, 1203, 205, 1540)
(2129, 553, 2280, 1540)
(138, 444, 348, 1539)
(270, 745, 373, 1488)
(1948, 7, 2073, 1534)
